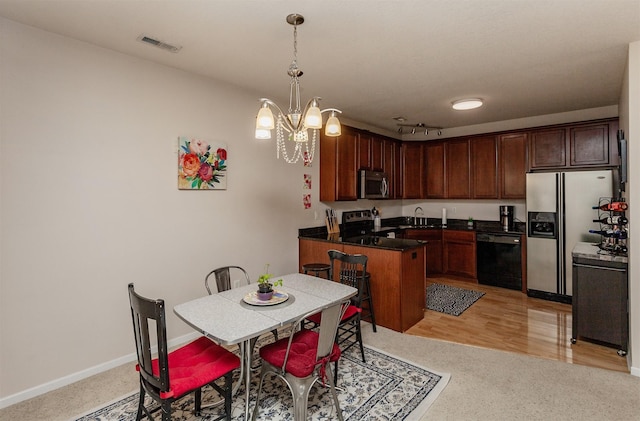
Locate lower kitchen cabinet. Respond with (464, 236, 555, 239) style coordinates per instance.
(404, 229, 443, 275)
(572, 255, 628, 355)
(443, 230, 477, 280)
(299, 238, 426, 332)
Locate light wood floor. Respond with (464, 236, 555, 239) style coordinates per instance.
(405, 277, 629, 373)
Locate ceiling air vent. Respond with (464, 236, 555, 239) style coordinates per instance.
(137, 34, 182, 53)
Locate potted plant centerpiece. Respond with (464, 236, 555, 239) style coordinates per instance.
(256, 264, 283, 301)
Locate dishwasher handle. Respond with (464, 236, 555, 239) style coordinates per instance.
(477, 233, 521, 244)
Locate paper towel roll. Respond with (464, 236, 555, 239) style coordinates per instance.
(442, 208, 447, 226)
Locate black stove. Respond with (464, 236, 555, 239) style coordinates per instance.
(341, 210, 374, 237)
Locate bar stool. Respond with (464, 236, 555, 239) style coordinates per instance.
(302, 262, 331, 279)
(358, 271, 377, 332)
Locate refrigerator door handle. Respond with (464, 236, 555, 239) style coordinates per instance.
(557, 173, 564, 295)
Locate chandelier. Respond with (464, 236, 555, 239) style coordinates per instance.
(254, 14, 342, 165)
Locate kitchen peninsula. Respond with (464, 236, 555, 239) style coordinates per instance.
(299, 224, 426, 333)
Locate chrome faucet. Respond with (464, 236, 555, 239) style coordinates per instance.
(414, 206, 424, 225)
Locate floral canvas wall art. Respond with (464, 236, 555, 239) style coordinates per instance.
(178, 136, 227, 190)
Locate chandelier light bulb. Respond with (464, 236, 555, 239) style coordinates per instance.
(256, 104, 275, 129)
(325, 110, 342, 136)
(255, 128, 271, 139)
(304, 102, 323, 129)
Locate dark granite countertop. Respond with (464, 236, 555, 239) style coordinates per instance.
(298, 217, 525, 251)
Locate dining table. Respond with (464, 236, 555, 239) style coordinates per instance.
(173, 272, 357, 419)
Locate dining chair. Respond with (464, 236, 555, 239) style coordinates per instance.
(252, 300, 350, 421)
(306, 250, 368, 367)
(204, 266, 278, 374)
(128, 283, 240, 421)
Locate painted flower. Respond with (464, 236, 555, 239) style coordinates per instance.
(198, 163, 214, 182)
(181, 153, 201, 177)
(189, 138, 210, 155)
(179, 137, 227, 189)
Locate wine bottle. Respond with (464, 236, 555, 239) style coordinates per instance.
(593, 215, 628, 225)
(592, 202, 628, 211)
(589, 229, 627, 239)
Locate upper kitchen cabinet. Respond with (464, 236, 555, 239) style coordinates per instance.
(383, 138, 401, 199)
(529, 118, 619, 170)
(320, 125, 358, 201)
(446, 139, 472, 199)
(499, 133, 527, 199)
(471, 135, 499, 199)
(357, 131, 385, 171)
(401, 142, 425, 199)
(425, 141, 446, 199)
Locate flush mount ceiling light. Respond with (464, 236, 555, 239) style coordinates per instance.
(452, 98, 483, 110)
(255, 13, 342, 165)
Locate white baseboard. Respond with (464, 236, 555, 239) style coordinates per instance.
(0, 331, 199, 410)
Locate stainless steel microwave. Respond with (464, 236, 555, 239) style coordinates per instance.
(359, 170, 389, 199)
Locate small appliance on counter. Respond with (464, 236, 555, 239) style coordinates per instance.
(499, 205, 514, 231)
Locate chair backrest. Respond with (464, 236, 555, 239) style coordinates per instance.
(205, 265, 251, 295)
(128, 283, 170, 394)
(283, 300, 350, 370)
(328, 249, 368, 305)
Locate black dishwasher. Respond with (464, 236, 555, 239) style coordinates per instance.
(476, 233, 522, 290)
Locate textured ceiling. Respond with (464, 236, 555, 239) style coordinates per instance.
(1, 0, 639, 136)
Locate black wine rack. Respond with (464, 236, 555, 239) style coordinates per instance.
(594, 197, 628, 256)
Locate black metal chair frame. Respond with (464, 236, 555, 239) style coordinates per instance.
(128, 283, 234, 421)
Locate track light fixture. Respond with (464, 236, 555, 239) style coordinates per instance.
(396, 122, 443, 136)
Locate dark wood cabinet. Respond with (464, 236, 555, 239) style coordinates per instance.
(404, 229, 443, 276)
(529, 119, 618, 170)
(357, 132, 385, 171)
(443, 230, 476, 280)
(499, 133, 527, 199)
(529, 128, 566, 169)
(446, 139, 471, 199)
(425, 141, 446, 199)
(320, 126, 358, 201)
(471, 136, 499, 199)
(383, 138, 401, 199)
(401, 142, 424, 199)
(569, 123, 609, 166)
(371, 136, 384, 171)
(357, 133, 371, 170)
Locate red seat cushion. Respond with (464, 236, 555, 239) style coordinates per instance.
(259, 329, 341, 378)
(306, 304, 360, 325)
(143, 336, 240, 399)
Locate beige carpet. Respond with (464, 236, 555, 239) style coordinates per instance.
(2, 324, 640, 420)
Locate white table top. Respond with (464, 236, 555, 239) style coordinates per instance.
(174, 273, 357, 345)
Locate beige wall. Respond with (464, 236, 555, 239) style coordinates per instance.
(622, 40, 640, 375)
(0, 17, 324, 403)
(1, 17, 638, 406)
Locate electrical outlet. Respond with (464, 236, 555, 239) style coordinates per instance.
(452, 207, 457, 214)
(232, 279, 241, 289)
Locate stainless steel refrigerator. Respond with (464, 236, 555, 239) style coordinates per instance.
(526, 170, 613, 302)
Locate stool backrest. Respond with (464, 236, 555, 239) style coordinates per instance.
(328, 249, 368, 306)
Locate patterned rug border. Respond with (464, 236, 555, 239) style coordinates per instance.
(70, 344, 450, 421)
(426, 283, 485, 316)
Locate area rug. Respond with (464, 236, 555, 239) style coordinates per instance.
(73, 343, 450, 421)
(427, 283, 485, 316)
